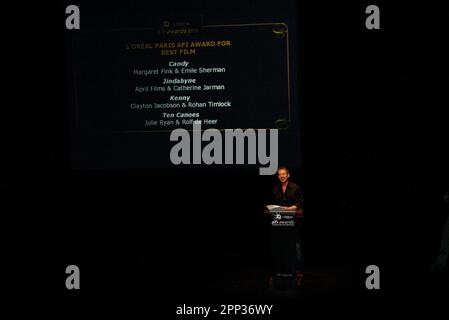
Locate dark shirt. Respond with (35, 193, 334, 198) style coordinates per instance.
(272, 181, 304, 209)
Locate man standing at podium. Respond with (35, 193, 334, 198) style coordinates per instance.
(271, 166, 305, 282)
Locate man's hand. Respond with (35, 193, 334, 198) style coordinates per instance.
(282, 206, 297, 211)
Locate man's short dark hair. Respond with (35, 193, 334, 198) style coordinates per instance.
(277, 166, 290, 174)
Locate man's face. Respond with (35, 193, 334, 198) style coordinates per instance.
(277, 169, 289, 183)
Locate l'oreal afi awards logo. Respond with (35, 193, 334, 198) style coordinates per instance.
(271, 214, 294, 226)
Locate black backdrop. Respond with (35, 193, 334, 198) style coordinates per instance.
(2, 1, 448, 298)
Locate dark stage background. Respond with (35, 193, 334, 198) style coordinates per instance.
(2, 1, 448, 299)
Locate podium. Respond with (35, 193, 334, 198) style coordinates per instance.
(264, 209, 303, 289)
